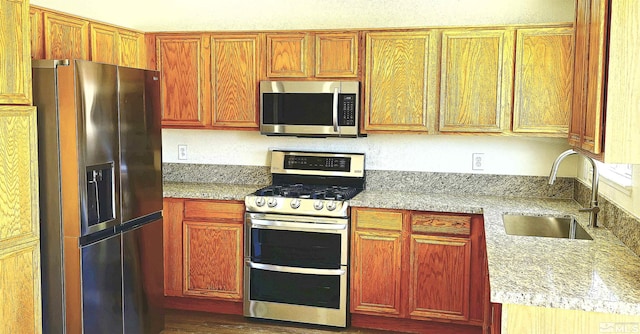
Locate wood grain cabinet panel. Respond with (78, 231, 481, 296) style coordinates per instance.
(118, 29, 144, 68)
(0, 241, 42, 334)
(409, 235, 471, 321)
(183, 220, 243, 301)
(266, 33, 311, 78)
(29, 7, 44, 60)
(315, 32, 359, 78)
(364, 31, 438, 132)
(43, 11, 89, 60)
(351, 229, 403, 316)
(163, 198, 245, 302)
(0, 106, 41, 333)
(513, 27, 574, 135)
(0, 0, 32, 105)
(156, 34, 209, 127)
(163, 198, 184, 297)
(89, 23, 118, 65)
(439, 29, 514, 133)
(210, 34, 261, 129)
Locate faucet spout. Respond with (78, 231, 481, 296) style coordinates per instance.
(548, 149, 600, 227)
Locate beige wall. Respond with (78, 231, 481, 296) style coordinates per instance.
(29, 0, 575, 31)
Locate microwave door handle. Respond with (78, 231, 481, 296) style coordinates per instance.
(332, 87, 339, 133)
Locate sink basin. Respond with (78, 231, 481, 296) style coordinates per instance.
(503, 214, 593, 240)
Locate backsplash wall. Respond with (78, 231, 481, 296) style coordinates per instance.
(162, 129, 577, 177)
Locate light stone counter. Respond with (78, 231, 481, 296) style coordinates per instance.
(162, 178, 640, 317)
(163, 181, 264, 201)
(350, 190, 640, 316)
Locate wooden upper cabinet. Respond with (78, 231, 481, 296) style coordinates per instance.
(89, 23, 118, 64)
(0, 0, 32, 105)
(266, 31, 359, 78)
(512, 27, 574, 135)
(364, 30, 438, 132)
(156, 34, 209, 127)
(118, 29, 144, 68)
(43, 11, 89, 60)
(210, 34, 261, 129)
(603, 0, 640, 163)
(570, 0, 607, 155)
(29, 7, 44, 60)
(266, 33, 311, 78)
(90, 23, 144, 67)
(315, 32, 359, 78)
(439, 29, 514, 133)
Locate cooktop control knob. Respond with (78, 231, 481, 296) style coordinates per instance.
(254, 197, 265, 207)
(326, 201, 337, 211)
(267, 198, 278, 208)
(313, 200, 324, 210)
(290, 199, 301, 209)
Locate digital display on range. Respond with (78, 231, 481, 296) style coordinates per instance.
(284, 155, 351, 172)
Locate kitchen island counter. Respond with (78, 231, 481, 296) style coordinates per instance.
(350, 190, 640, 317)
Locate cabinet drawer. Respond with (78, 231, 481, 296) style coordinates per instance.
(354, 208, 403, 231)
(184, 200, 244, 221)
(411, 213, 471, 235)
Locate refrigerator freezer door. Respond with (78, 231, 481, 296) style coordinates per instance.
(122, 217, 164, 334)
(118, 67, 163, 221)
(81, 232, 123, 334)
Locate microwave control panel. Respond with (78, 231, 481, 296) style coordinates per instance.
(338, 94, 357, 126)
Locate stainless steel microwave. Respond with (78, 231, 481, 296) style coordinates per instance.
(260, 80, 360, 137)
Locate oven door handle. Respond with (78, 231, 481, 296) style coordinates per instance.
(249, 218, 347, 231)
(247, 261, 346, 276)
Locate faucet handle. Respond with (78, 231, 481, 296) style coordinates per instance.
(579, 206, 600, 214)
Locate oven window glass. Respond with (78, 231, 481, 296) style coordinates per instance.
(263, 93, 333, 125)
(250, 268, 341, 309)
(250, 228, 342, 269)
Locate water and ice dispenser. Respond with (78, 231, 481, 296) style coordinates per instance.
(86, 163, 116, 227)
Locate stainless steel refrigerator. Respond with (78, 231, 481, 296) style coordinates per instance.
(32, 59, 164, 334)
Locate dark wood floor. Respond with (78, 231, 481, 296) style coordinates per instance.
(162, 309, 402, 334)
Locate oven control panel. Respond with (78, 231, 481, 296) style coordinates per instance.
(246, 196, 349, 217)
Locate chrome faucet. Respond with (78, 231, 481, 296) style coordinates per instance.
(548, 149, 600, 227)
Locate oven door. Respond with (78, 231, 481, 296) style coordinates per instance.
(243, 212, 349, 327)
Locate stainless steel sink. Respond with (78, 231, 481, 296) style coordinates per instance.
(503, 214, 593, 240)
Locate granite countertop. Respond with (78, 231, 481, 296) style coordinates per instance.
(350, 190, 640, 317)
(163, 181, 640, 316)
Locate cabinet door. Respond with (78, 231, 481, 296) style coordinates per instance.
(315, 32, 359, 78)
(119, 29, 144, 68)
(266, 33, 311, 78)
(409, 235, 471, 321)
(439, 29, 514, 133)
(351, 230, 403, 316)
(364, 31, 438, 132)
(513, 27, 574, 135)
(163, 198, 184, 297)
(43, 12, 89, 60)
(0, 106, 41, 333)
(29, 7, 44, 60)
(210, 34, 261, 129)
(569, 0, 608, 154)
(156, 34, 209, 127)
(183, 220, 243, 301)
(0, 0, 32, 105)
(89, 23, 118, 65)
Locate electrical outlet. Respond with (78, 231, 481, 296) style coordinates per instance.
(472, 153, 485, 171)
(178, 145, 188, 160)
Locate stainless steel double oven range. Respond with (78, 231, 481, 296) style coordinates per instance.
(244, 150, 365, 328)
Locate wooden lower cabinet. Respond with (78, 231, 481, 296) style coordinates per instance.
(163, 198, 245, 314)
(351, 207, 490, 333)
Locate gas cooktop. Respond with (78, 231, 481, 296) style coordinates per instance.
(245, 150, 365, 217)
